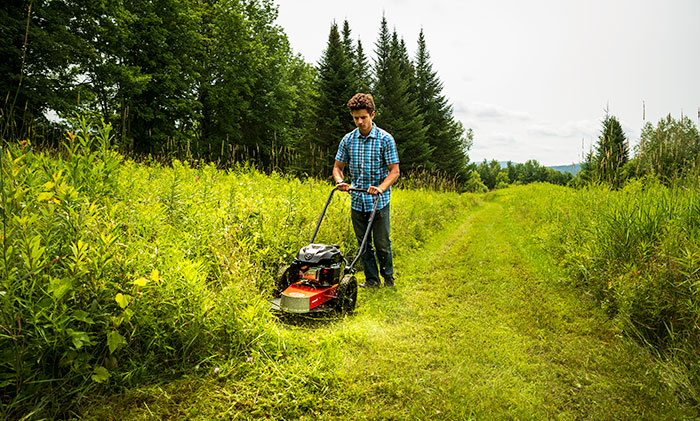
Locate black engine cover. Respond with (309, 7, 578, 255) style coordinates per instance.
(297, 243, 343, 265)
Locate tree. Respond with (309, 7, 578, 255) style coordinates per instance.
(276, 54, 318, 175)
(633, 114, 700, 181)
(341, 19, 361, 95)
(495, 171, 510, 189)
(476, 159, 501, 190)
(1, 0, 93, 142)
(354, 39, 370, 93)
(591, 113, 628, 187)
(188, 0, 308, 168)
(120, 0, 199, 154)
(2, 0, 314, 172)
(372, 16, 430, 172)
(414, 29, 470, 180)
(341, 20, 355, 67)
(313, 21, 356, 176)
(463, 170, 487, 193)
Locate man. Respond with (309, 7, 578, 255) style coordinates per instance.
(333, 93, 400, 287)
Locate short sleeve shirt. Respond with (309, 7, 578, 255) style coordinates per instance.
(335, 123, 400, 212)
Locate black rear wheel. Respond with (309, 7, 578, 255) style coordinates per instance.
(335, 274, 357, 315)
(276, 264, 296, 296)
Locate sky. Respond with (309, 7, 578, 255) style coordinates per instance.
(274, 0, 700, 166)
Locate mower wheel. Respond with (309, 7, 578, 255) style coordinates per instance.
(276, 265, 294, 296)
(335, 274, 357, 314)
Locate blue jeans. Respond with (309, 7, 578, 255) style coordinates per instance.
(351, 203, 394, 286)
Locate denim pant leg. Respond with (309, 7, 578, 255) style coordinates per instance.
(372, 204, 393, 282)
(351, 204, 393, 285)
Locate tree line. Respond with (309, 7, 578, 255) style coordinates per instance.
(2, 0, 315, 171)
(11, 0, 684, 191)
(1, 1, 476, 183)
(472, 110, 700, 192)
(471, 159, 573, 192)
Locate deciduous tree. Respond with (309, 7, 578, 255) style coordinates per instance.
(633, 114, 700, 181)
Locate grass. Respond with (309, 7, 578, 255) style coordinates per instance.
(78, 186, 696, 419)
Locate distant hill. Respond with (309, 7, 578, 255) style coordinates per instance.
(548, 164, 581, 176)
(497, 161, 581, 176)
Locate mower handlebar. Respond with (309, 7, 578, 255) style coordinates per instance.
(347, 187, 368, 193)
(309, 185, 382, 245)
(345, 186, 381, 194)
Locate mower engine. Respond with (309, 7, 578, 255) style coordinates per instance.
(296, 244, 345, 286)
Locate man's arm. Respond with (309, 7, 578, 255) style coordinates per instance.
(368, 163, 400, 195)
(333, 160, 350, 191)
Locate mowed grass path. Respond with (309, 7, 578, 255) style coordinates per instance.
(333, 192, 695, 419)
(82, 190, 696, 419)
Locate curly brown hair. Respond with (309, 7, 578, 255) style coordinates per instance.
(346, 93, 375, 114)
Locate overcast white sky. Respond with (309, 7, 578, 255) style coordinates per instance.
(275, 0, 700, 166)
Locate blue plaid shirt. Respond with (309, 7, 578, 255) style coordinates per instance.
(335, 123, 400, 212)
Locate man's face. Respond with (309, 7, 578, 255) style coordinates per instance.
(351, 109, 374, 135)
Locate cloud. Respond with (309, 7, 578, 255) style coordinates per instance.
(527, 119, 599, 139)
(456, 102, 531, 121)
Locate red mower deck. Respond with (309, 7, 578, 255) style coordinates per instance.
(272, 283, 338, 313)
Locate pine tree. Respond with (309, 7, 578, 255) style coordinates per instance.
(354, 38, 370, 93)
(314, 21, 356, 176)
(341, 20, 355, 64)
(414, 29, 470, 180)
(593, 113, 628, 187)
(372, 16, 430, 171)
(340, 19, 360, 94)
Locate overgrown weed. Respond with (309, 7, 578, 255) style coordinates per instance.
(0, 117, 474, 418)
(506, 180, 700, 407)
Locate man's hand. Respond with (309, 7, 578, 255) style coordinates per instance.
(367, 185, 384, 195)
(337, 182, 350, 192)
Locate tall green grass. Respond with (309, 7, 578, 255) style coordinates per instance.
(0, 116, 475, 418)
(506, 180, 700, 402)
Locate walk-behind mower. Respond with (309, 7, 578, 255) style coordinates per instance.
(270, 187, 380, 315)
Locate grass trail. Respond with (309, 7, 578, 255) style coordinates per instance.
(81, 190, 696, 419)
(331, 193, 695, 419)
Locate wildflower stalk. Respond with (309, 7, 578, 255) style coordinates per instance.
(0, 145, 6, 280)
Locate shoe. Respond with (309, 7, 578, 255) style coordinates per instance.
(383, 279, 395, 288)
(359, 282, 379, 288)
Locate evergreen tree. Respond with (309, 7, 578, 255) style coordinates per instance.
(593, 113, 628, 187)
(414, 29, 470, 180)
(354, 38, 370, 92)
(340, 19, 360, 94)
(313, 21, 356, 176)
(394, 34, 416, 94)
(372, 16, 430, 171)
(341, 20, 355, 65)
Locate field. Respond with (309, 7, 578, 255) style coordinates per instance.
(2, 122, 699, 419)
